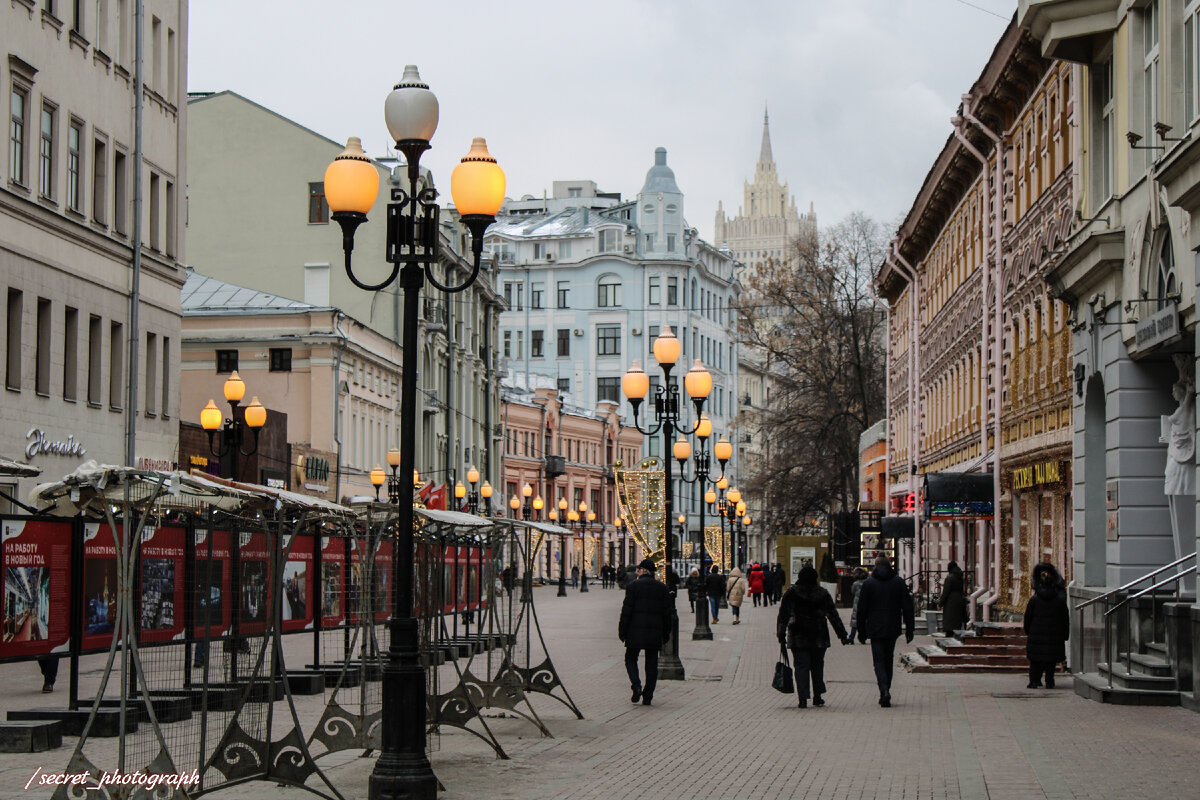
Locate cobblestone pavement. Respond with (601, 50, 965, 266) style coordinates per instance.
(4, 586, 1199, 799)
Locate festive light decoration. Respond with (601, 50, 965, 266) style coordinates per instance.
(615, 458, 666, 562)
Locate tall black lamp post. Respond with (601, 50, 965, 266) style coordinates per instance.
(322, 64, 505, 800)
(675, 424, 731, 640)
(554, 496, 570, 597)
(567, 502, 598, 592)
(622, 327, 713, 681)
(200, 371, 267, 481)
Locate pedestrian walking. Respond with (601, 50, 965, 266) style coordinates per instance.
(705, 565, 725, 623)
(769, 563, 785, 605)
(501, 564, 517, 597)
(847, 567, 868, 644)
(571, 564, 579, 588)
(748, 562, 766, 607)
(855, 555, 915, 708)
(726, 567, 747, 624)
(618, 558, 672, 706)
(1023, 562, 1070, 689)
(685, 568, 702, 612)
(938, 561, 968, 636)
(777, 565, 849, 707)
(36, 654, 59, 693)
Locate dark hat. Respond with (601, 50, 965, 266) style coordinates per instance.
(637, 558, 657, 572)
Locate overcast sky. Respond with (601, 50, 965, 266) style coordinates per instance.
(188, 0, 1012, 243)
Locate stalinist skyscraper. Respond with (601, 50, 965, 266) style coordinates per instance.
(714, 109, 816, 267)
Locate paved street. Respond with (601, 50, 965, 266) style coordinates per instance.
(4, 586, 1200, 799)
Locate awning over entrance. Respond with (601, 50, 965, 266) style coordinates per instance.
(923, 472, 994, 520)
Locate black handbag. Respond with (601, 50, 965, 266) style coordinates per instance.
(772, 645, 794, 693)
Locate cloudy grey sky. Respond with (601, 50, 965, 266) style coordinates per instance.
(188, 0, 1012, 243)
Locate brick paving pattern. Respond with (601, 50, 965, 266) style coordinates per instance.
(2, 586, 1199, 798)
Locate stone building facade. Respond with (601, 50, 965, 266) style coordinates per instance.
(1, 1, 187, 507)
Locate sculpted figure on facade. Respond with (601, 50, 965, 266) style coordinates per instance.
(1164, 354, 1197, 579)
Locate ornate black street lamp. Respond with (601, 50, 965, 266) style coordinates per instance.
(199, 371, 267, 481)
(674, 420, 730, 641)
(554, 496, 570, 597)
(622, 326, 713, 680)
(464, 465, 481, 514)
(614, 516, 629, 568)
(567, 502, 598, 592)
(322, 64, 505, 800)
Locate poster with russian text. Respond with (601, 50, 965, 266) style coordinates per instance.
(1, 519, 72, 659)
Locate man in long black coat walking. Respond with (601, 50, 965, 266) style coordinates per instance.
(856, 555, 915, 708)
(619, 558, 673, 706)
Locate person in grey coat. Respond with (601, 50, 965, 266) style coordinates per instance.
(847, 567, 868, 644)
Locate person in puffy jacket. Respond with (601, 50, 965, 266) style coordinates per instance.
(705, 565, 726, 623)
(777, 565, 849, 707)
(747, 563, 766, 606)
(856, 556, 915, 708)
(1023, 562, 1069, 689)
(685, 568, 702, 612)
(726, 567, 747, 624)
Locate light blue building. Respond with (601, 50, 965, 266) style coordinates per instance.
(487, 148, 742, 524)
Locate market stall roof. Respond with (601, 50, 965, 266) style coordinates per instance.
(416, 507, 493, 528)
(519, 519, 573, 537)
(0, 456, 40, 477)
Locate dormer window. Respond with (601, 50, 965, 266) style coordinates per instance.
(598, 228, 621, 253)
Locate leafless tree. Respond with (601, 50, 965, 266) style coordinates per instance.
(735, 211, 888, 531)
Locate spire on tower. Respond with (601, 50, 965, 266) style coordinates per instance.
(759, 105, 774, 166)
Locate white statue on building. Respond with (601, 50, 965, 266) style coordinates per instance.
(1163, 354, 1196, 588)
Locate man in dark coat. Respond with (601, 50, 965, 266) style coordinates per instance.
(704, 565, 726, 623)
(777, 565, 849, 707)
(938, 561, 968, 636)
(856, 555, 915, 707)
(1023, 562, 1070, 689)
(619, 558, 673, 706)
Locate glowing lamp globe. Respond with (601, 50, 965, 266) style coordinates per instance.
(696, 413, 713, 440)
(223, 370, 246, 404)
(673, 437, 691, 462)
(727, 487, 742, 505)
(622, 360, 649, 401)
(200, 399, 222, 431)
(324, 137, 379, 215)
(705, 488, 717, 505)
(714, 435, 733, 463)
(454, 481, 466, 499)
(716, 476, 729, 491)
(370, 465, 386, 487)
(466, 465, 480, 485)
(684, 359, 713, 399)
(509, 495, 521, 511)
(243, 397, 267, 429)
(533, 496, 544, 511)
(451, 138, 506, 217)
(387, 447, 402, 468)
(652, 326, 681, 366)
(480, 481, 493, 499)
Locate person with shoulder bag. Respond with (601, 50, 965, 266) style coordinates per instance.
(726, 567, 747, 624)
(777, 565, 848, 708)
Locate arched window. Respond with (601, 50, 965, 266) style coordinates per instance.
(597, 274, 621, 308)
(1155, 230, 1176, 309)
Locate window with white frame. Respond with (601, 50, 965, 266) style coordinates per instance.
(39, 103, 55, 199)
(648, 276, 660, 305)
(1092, 55, 1114, 203)
(598, 228, 620, 253)
(10, 86, 28, 187)
(1188, 0, 1200, 122)
(67, 119, 82, 212)
(1143, 1, 1160, 170)
(597, 275, 621, 307)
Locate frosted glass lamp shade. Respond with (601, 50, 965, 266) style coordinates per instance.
(324, 137, 379, 214)
(383, 65, 439, 144)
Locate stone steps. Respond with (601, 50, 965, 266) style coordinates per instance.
(903, 622, 1030, 673)
(1074, 671, 1181, 706)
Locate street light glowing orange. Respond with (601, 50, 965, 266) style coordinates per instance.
(450, 137, 505, 216)
(673, 437, 691, 462)
(622, 360, 649, 400)
(684, 359, 712, 399)
(652, 326, 681, 366)
(323, 137, 379, 215)
(223, 371, 246, 404)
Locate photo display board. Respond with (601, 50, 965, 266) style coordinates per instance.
(281, 534, 315, 632)
(319, 535, 345, 627)
(1, 518, 72, 659)
(238, 531, 271, 636)
(139, 525, 186, 643)
(81, 523, 119, 652)
(194, 529, 232, 639)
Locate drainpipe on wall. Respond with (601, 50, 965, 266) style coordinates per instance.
(890, 245, 923, 583)
(124, 0, 145, 467)
(962, 96, 1006, 621)
(867, 281, 893, 567)
(333, 312, 348, 501)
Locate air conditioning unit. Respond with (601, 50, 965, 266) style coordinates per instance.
(623, 244, 633, 253)
(631, 327, 642, 336)
(573, 328, 584, 336)
(545, 252, 555, 262)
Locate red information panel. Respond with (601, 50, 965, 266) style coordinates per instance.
(239, 532, 271, 636)
(348, 538, 366, 624)
(81, 523, 119, 652)
(281, 534, 314, 632)
(193, 529, 232, 639)
(442, 546, 458, 614)
(139, 525, 186, 643)
(414, 542, 441, 618)
(1, 519, 72, 659)
(374, 539, 392, 622)
(319, 536, 345, 627)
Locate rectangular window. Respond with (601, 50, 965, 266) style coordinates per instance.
(667, 276, 678, 306)
(308, 182, 328, 223)
(533, 242, 547, 259)
(515, 330, 523, 359)
(87, 314, 101, 405)
(166, 28, 176, 102)
(151, 16, 161, 89)
(35, 298, 50, 395)
(559, 241, 572, 259)
(144, 332, 157, 414)
(1143, 1, 1160, 171)
(269, 347, 292, 372)
(10, 87, 27, 187)
(557, 281, 569, 308)
(648, 276, 660, 305)
(557, 377, 570, 394)
(63, 305, 77, 401)
(645, 233, 654, 251)
(1188, 0, 1200, 122)
(597, 377, 620, 403)
(531, 283, 544, 309)
(216, 348, 238, 373)
(531, 329, 544, 358)
(113, 149, 127, 235)
(6, 290, 22, 390)
(597, 325, 620, 356)
(160, 336, 170, 418)
(667, 233, 676, 252)
(165, 179, 176, 256)
(1093, 56, 1114, 202)
(67, 120, 82, 211)
(598, 229, 620, 252)
(92, 137, 107, 224)
(503, 330, 512, 358)
(597, 280, 620, 308)
(108, 321, 123, 409)
(649, 325, 659, 353)
(72, 0, 82, 32)
(557, 328, 570, 357)
(148, 171, 160, 250)
(39, 104, 55, 199)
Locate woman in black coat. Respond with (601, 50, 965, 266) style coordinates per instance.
(1023, 562, 1069, 689)
(776, 565, 849, 708)
(938, 561, 968, 636)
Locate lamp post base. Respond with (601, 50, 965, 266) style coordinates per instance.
(580, 570, 589, 593)
(659, 604, 686, 680)
(368, 758, 438, 800)
(692, 597, 713, 640)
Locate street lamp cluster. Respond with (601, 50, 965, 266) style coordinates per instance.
(200, 371, 267, 480)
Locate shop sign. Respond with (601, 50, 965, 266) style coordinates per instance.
(1012, 460, 1065, 491)
(25, 428, 86, 459)
(294, 455, 330, 492)
(137, 456, 174, 471)
(1135, 303, 1180, 351)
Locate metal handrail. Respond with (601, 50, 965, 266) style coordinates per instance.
(1074, 552, 1196, 611)
(1105, 565, 1198, 616)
